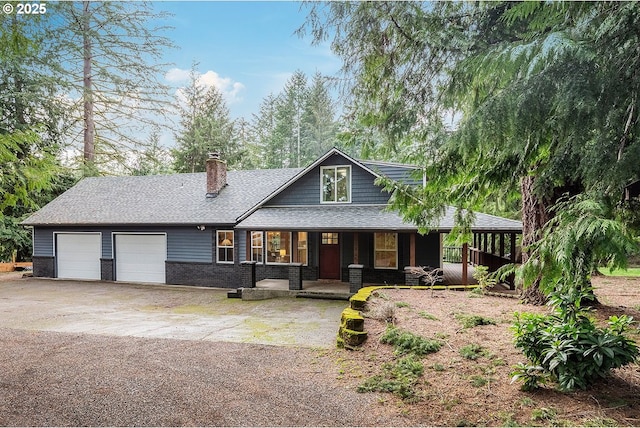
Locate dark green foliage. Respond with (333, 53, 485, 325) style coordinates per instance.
(248, 70, 342, 169)
(511, 289, 638, 391)
(521, 195, 640, 300)
(380, 326, 442, 356)
(173, 64, 237, 173)
(357, 354, 424, 400)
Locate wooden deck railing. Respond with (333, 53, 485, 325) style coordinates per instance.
(443, 246, 464, 263)
(468, 247, 511, 271)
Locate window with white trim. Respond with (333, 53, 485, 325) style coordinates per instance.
(297, 232, 308, 265)
(374, 232, 397, 269)
(217, 230, 234, 263)
(321, 165, 351, 203)
(266, 231, 291, 264)
(251, 231, 263, 263)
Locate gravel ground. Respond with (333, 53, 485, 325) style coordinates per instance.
(0, 328, 411, 427)
(0, 274, 412, 426)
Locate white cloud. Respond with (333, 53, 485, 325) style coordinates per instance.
(165, 67, 191, 83)
(165, 67, 245, 104)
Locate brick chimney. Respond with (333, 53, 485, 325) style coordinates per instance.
(206, 152, 227, 198)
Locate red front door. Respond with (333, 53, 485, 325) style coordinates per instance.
(319, 232, 340, 279)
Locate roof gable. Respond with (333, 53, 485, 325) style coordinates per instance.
(238, 147, 393, 221)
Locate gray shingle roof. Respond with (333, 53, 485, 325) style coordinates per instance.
(236, 205, 522, 232)
(23, 168, 303, 226)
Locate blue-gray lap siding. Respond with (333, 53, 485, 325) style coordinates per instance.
(31, 225, 243, 287)
(33, 225, 213, 261)
(266, 154, 391, 206)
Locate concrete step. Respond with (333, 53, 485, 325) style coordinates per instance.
(227, 289, 242, 299)
(295, 291, 351, 301)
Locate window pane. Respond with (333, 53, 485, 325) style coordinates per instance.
(267, 231, 291, 263)
(322, 232, 338, 245)
(336, 167, 349, 202)
(251, 231, 262, 247)
(218, 231, 233, 247)
(252, 248, 263, 263)
(217, 231, 234, 263)
(375, 251, 397, 268)
(322, 168, 335, 202)
(374, 233, 397, 269)
(298, 232, 307, 265)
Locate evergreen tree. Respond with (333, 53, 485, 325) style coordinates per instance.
(274, 70, 308, 167)
(248, 71, 341, 169)
(0, 11, 74, 260)
(172, 65, 236, 173)
(301, 72, 340, 160)
(130, 130, 173, 176)
(53, 1, 174, 176)
(251, 93, 280, 169)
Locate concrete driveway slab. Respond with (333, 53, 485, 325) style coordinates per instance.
(0, 277, 346, 347)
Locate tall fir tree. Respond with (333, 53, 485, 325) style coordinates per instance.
(53, 1, 174, 176)
(0, 9, 73, 260)
(172, 65, 236, 173)
(248, 71, 341, 169)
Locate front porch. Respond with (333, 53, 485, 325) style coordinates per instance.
(236, 263, 481, 300)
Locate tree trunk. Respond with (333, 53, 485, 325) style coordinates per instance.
(82, 1, 95, 165)
(519, 175, 550, 305)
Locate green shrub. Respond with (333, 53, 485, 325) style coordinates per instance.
(418, 311, 439, 320)
(455, 313, 497, 328)
(395, 301, 410, 308)
(511, 289, 639, 391)
(460, 343, 485, 360)
(469, 375, 490, 387)
(358, 354, 424, 400)
(381, 326, 443, 355)
(473, 265, 497, 292)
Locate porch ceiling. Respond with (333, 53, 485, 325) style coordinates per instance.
(235, 205, 522, 233)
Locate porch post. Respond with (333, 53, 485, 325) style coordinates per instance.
(410, 233, 416, 267)
(348, 264, 364, 293)
(499, 233, 505, 258)
(240, 261, 256, 288)
(289, 263, 303, 290)
(353, 232, 359, 264)
(462, 242, 468, 286)
(510, 233, 516, 263)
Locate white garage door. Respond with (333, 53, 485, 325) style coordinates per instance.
(56, 233, 102, 280)
(115, 234, 166, 283)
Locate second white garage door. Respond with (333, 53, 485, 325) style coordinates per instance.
(114, 234, 166, 283)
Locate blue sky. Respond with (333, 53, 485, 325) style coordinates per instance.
(155, 1, 341, 120)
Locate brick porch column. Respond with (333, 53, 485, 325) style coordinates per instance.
(404, 267, 421, 286)
(289, 263, 303, 290)
(240, 261, 256, 288)
(348, 264, 364, 293)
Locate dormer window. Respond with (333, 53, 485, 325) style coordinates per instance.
(321, 165, 351, 203)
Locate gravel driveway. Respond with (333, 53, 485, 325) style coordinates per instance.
(0, 276, 409, 426)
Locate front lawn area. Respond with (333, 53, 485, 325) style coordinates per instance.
(598, 267, 640, 277)
(331, 274, 640, 426)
